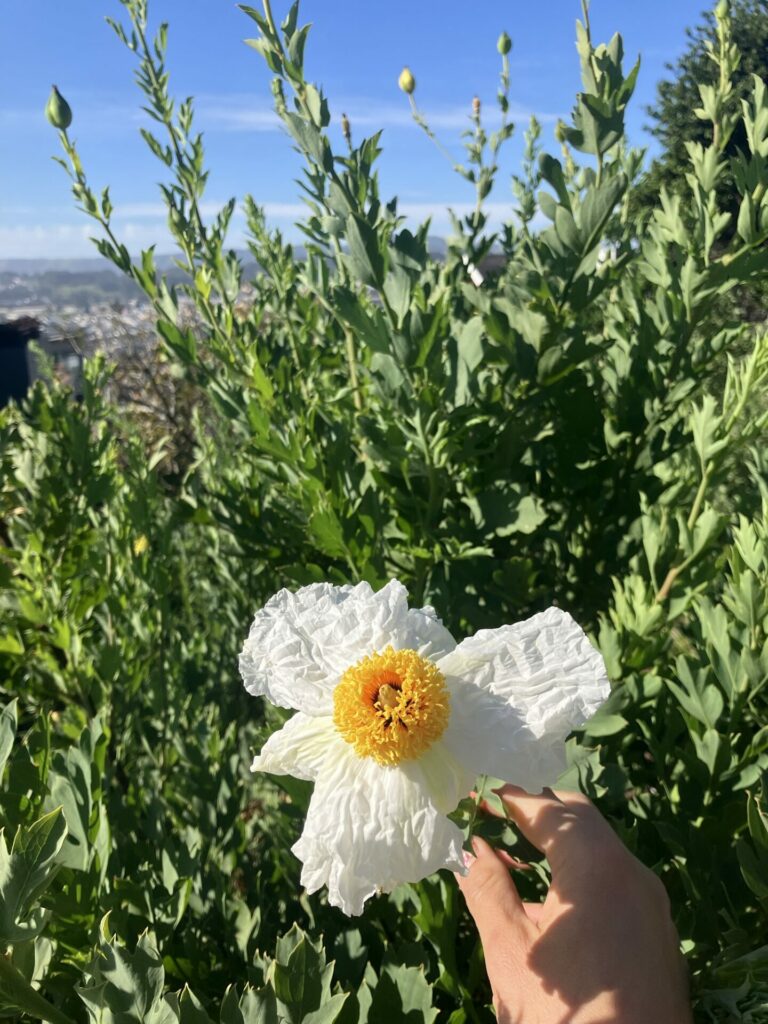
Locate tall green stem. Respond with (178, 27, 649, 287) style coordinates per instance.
(464, 774, 489, 847)
(344, 329, 362, 412)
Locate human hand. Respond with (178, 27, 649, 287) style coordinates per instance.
(457, 785, 692, 1024)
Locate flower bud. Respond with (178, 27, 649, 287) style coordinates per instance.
(497, 32, 512, 56)
(715, 0, 728, 18)
(398, 67, 416, 95)
(341, 112, 351, 143)
(270, 77, 287, 115)
(555, 119, 568, 144)
(132, 534, 149, 557)
(45, 85, 72, 130)
(472, 96, 481, 117)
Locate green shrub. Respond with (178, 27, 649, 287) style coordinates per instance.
(0, 0, 766, 1020)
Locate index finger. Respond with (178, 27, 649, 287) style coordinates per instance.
(491, 784, 623, 874)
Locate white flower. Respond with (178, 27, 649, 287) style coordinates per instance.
(239, 580, 609, 916)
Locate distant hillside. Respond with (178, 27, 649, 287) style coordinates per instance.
(0, 238, 454, 311)
(0, 256, 179, 275)
(0, 239, 446, 276)
(0, 270, 144, 309)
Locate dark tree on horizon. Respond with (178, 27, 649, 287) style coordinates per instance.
(638, 0, 768, 224)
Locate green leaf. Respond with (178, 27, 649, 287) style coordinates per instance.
(177, 986, 214, 1024)
(308, 507, 347, 560)
(301, 994, 349, 1024)
(303, 85, 329, 129)
(454, 316, 485, 404)
(46, 717, 104, 871)
(747, 785, 768, 856)
(538, 153, 570, 205)
(690, 728, 721, 776)
(554, 206, 581, 252)
(737, 836, 768, 899)
(333, 286, 392, 354)
(382, 266, 412, 328)
(0, 809, 67, 943)
(234, 987, 278, 1024)
(582, 712, 628, 738)
(0, 633, 24, 655)
(157, 320, 197, 364)
(368, 965, 438, 1024)
(0, 700, 18, 780)
(344, 214, 384, 287)
(269, 925, 335, 1024)
(578, 173, 627, 249)
(669, 660, 725, 727)
(78, 924, 166, 1024)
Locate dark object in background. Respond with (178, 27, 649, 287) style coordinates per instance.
(0, 317, 83, 406)
(0, 317, 40, 406)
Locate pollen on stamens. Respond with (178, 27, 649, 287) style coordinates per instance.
(333, 646, 450, 766)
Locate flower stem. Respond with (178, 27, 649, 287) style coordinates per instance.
(465, 774, 489, 847)
(344, 328, 362, 411)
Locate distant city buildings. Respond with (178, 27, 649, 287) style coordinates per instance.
(0, 296, 205, 409)
(0, 298, 164, 408)
(0, 244, 500, 408)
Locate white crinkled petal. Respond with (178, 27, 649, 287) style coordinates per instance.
(239, 579, 456, 714)
(417, 740, 476, 816)
(292, 737, 466, 916)
(438, 607, 610, 791)
(250, 713, 337, 781)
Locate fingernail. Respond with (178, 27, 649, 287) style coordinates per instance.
(463, 849, 476, 868)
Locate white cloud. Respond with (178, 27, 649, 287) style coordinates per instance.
(197, 95, 561, 133)
(196, 102, 281, 132)
(0, 198, 547, 259)
(1, 93, 561, 145)
(399, 200, 506, 220)
(120, 200, 311, 219)
(262, 202, 306, 218)
(0, 221, 171, 261)
(117, 200, 238, 218)
(398, 201, 552, 235)
(0, 223, 96, 260)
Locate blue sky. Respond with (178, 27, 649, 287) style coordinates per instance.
(1, 0, 711, 259)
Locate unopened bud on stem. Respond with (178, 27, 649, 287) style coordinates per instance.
(715, 0, 728, 19)
(472, 95, 481, 117)
(555, 119, 568, 144)
(341, 112, 351, 143)
(45, 85, 72, 130)
(271, 77, 287, 115)
(497, 32, 512, 56)
(398, 67, 416, 95)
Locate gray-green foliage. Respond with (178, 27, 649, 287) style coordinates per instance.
(641, 0, 768, 219)
(0, 0, 766, 1020)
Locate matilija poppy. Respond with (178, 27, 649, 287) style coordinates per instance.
(239, 580, 609, 916)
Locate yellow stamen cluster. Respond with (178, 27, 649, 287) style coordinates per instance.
(333, 646, 450, 766)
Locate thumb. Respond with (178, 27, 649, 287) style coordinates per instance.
(456, 837, 535, 952)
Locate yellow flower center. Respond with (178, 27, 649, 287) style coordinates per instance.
(333, 646, 450, 766)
